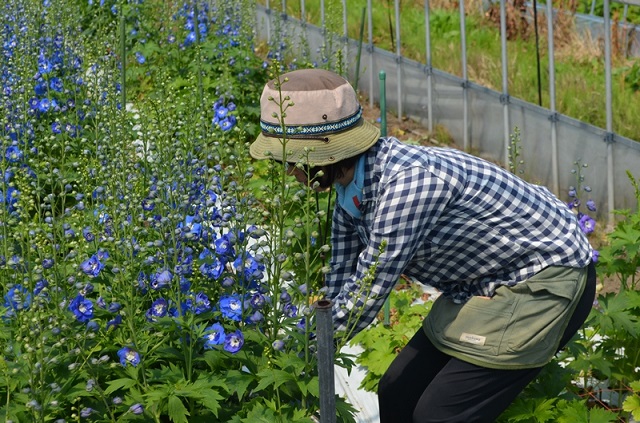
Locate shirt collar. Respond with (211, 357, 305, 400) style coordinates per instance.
(361, 137, 388, 205)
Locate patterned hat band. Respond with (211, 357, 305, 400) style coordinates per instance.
(260, 107, 362, 138)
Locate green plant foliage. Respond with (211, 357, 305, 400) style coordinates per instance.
(350, 284, 431, 392)
(0, 0, 364, 421)
(623, 381, 640, 420)
(598, 171, 640, 290)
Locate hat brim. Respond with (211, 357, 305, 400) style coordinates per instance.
(249, 118, 380, 166)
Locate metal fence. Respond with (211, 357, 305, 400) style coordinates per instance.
(255, 0, 640, 222)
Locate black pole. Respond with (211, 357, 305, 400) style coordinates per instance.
(533, 0, 543, 106)
(316, 300, 336, 423)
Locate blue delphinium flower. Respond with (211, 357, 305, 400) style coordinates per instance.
(80, 254, 104, 277)
(203, 323, 225, 349)
(234, 254, 264, 287)
(38, 98, 50, 113)
(146, 298, 168, 321)
(97, 296, 106, 308)
(215, 106, 228, 119)
(248, 292, 265, 309)
(137, 271, 148, 294)
(82, 227, 95, 242)
(219, 294, 242, 321)
(199, 257, 225, 280)
(96, 249, 109, 261)
(42, 258, 54, 269)
(283, 303, 297, 318)
(80, 408, 94, 418)
(134, 52, 145, 64)
(191, 291, 211, 315)
(150, 269, 172, 290)
(272, 339, 285, 351)
(141, 198, 155, 211)
(117, 347, 140, 367)
(49, 77, 63, 92)
(280, 289, 291, 304)
(219, 117, 236, 132)
(578, 214, 596, 235)
(181, 215, 201, 239)
(214, 234, 234, 257)
(249, 310, 264, 323)
(4, 284, 31, 315)
(178, 276, 191, 292)
(129, 403, 144, 415)
(106, 315, 122, 330)
(34, 279, 48, 297)
(184, 31, 196, 46)
(68, 295, 93, 322)
(223, 329, 244, 354)
(5, 145, 23, 162)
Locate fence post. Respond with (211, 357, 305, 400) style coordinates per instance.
(394, 0, 402, 118)
(316, 300, 336, 423)
(499, 0, 510, 169)
(546, 0, 560, 195)
(425, 0, 433, 134)
(459, 0, 469, 151)
(604, 0, 616, 226)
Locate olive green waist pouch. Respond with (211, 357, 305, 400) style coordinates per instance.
(422, 266, 588, 369)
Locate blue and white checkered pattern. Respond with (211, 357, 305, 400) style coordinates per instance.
(327, 137, 592, 335)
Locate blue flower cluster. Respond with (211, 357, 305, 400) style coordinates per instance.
(567, 161, 599, 263)
(1, 0, 314, 420)
(212, 97, 237, 132)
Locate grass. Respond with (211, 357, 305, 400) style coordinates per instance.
(260, 0, 640, 141)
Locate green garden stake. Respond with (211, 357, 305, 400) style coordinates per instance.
(379, 70, 392, 326)
(379, 70, 387, 138)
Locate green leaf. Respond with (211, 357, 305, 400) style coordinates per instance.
(500, 397, 557, 422)
(242, 403, 278, 422)
(557, 400, 589, 423)
(623, 393, 640, 420)
(306, 376, 319, 397)
(104, 377, 137, 395)
(67, 382, 100, 398)
(335, 397, 358, 423)
(226, 369, 255, 400)
(198, 389, 223, 417)
(595, 293, 639, 336)
(290, 407, 316, 422)
(167, 395, 189, 423)
(253, 369, 295, 392)
(588, 407, 619, 423)
(363, 348, 396, 375)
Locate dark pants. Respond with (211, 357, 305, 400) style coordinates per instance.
(378, 263, 596, 423)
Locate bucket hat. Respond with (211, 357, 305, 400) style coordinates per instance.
(249, 68, 380, 166)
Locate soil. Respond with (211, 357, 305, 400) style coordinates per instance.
(358, 94, 452, 148)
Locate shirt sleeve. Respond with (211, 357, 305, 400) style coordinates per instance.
(325, 204, 363, 300)
(328, 166, 453, 338)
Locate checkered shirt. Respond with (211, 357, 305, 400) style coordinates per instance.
(327, 137, 593, 336)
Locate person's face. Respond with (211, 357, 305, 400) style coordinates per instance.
(285, 164, 329, 192)
(287, 165, 308, 185)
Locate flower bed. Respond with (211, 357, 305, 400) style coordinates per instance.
(0, 0, 358, 421)
(2, 1, 640, 423)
